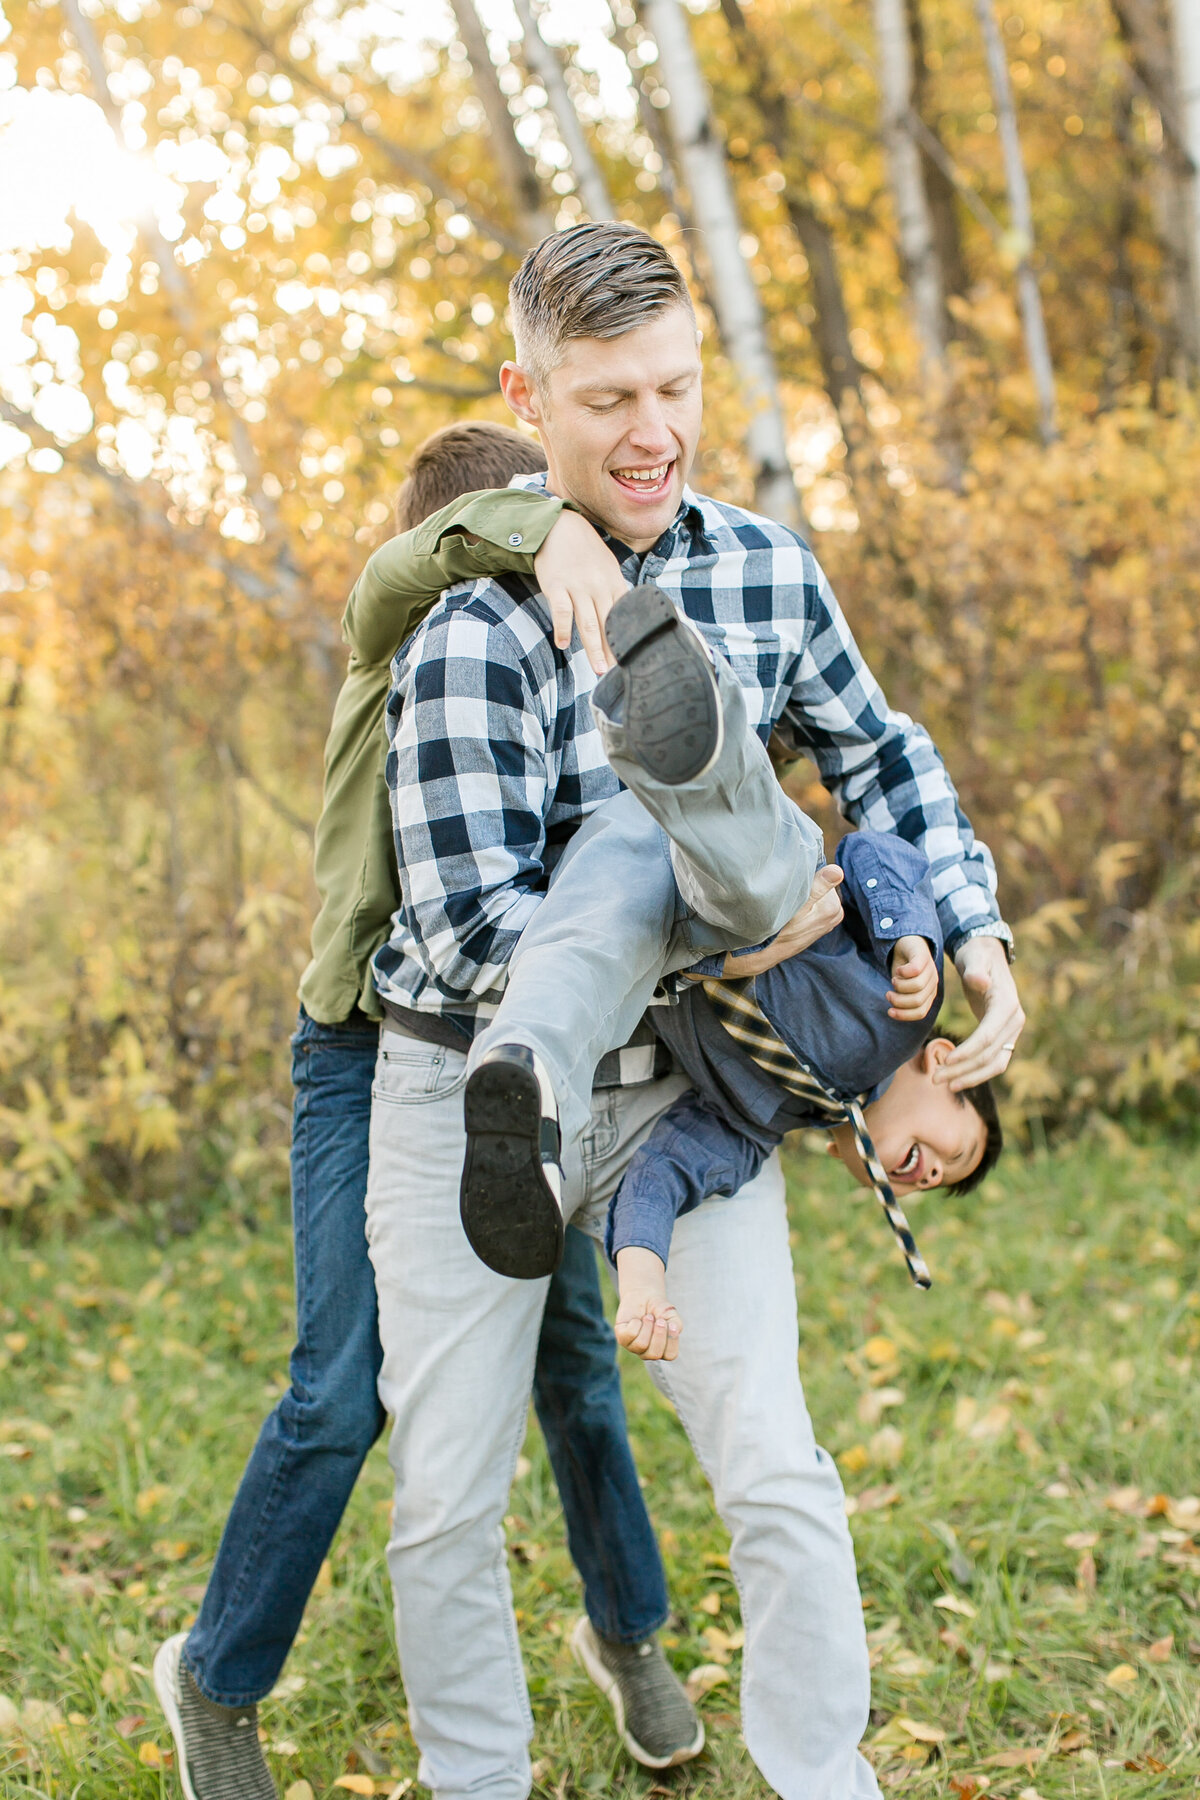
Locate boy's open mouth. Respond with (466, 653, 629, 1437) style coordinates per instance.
(610, 460, 675, 501)
(891, 1143, 922, 1183)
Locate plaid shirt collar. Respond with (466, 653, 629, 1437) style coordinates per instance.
(510, 471, 715, 567)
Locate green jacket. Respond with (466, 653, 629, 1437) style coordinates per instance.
(299, 486, 566, 1023)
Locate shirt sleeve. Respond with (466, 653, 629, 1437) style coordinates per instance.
(342, 488, 566, 668)
(773, 557, 1008, 960)
(385, 598, 552, 1007)
(606, 1091, 775, 1267)
(836, 830, 943, 977)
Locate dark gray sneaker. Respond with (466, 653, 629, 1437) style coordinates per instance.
(153, 1633, 278, 1800)
(571, 1616, 705, 1769)
(601, 584, 722, 785)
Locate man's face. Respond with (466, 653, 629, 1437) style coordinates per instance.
(500, 306, 703, 554)
(828, 1039, 987, 1196)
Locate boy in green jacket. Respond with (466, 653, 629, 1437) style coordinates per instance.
(156, 423, 706, 1800)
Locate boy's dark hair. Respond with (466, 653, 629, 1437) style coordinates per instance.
(930, 1030, 1004, 1196)
(394, 421, 547, 532)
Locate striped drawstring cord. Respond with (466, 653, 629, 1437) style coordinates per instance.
(845, 1098, 932, 1291)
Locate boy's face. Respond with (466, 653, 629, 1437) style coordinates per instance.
(827, 1038, 987, 1196)
(499, 306, 703, 554)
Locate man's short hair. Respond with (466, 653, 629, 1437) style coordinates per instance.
(509, 222, 695, 393)
(930, 1030, 1004, 1196)
(394, 421, 547, 532)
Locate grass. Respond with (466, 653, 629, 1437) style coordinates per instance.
(2, 1131, 1200, 1798)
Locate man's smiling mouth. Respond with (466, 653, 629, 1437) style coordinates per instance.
(610, 461, 674, 497)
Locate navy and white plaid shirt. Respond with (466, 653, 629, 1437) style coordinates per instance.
(372, 481, 1008, 1022)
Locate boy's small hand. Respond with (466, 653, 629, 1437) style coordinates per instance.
(887, 935, 938, 1021)
(534, 510, 626, 675)
(614, 1247, 682, 1362)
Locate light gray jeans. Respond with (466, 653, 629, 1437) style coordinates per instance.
(365, 1044, 882, 1800)
(470, 657, 825, 1147)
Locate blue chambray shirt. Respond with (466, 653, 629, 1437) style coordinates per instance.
(607, 831, 946, 1267)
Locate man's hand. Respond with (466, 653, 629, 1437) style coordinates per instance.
(939, 935, 1025, 1090)
(887, 935, 938, 1022)
(720, 865, 845, 978)
(614, 1246, 681, 1362)
(533, 511, 626, 675)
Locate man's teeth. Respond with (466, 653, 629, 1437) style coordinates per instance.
(614, 464, 670, 484)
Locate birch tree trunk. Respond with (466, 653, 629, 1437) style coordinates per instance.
(640, 0, 803, 527)
(873, 0, 949, 378)
(715, 0, 864, 429)
(906, 0, 970, 313)
(512, 0, 615, 221)
(1173, 0, 1200, 364)
(974, 0, 1058, 442)
(449, 0, 553, 244)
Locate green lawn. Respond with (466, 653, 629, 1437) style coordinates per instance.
(2, 1134, 1200, 1798)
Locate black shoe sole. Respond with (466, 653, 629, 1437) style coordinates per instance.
(461, 1061, 564, 1280)
(604, 585, 721, 785)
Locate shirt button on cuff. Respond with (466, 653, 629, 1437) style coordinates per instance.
(880, 917, 894, 929)
(508, 533, 523, 546)
(865, 878, 878, 889)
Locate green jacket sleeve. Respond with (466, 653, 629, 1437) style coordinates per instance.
(341, 487, 568, 668)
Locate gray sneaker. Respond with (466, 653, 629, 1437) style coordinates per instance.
(153, 1633, 278, 1800)
(571, 1616, 705, 1769)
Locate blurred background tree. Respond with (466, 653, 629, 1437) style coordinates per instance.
(0, 0, 1197, 1226)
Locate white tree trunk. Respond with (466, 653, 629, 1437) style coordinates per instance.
(512, 0, 615, 222)
(872, 0, 948, 378)
(449, 0, 553, 244)
(974, 0, 1058, 441)
(1171, 0, 1200, 361)
(640, 0, 802, 528)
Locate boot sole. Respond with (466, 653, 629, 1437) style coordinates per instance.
(605, 586, 722, 785)
(460, 1061, 564, 1279)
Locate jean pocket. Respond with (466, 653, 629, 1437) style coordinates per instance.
(372, 1037, 467, 1105)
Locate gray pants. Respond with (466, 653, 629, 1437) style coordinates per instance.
(470, 657, 824, 1145)
(365, 1046, 881, 1800)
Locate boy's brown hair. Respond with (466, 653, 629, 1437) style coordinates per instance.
(394, 421, 548, 532)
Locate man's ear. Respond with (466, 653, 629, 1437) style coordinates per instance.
(500, 361, 542, 427)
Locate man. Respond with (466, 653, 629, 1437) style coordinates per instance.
(154, 423, 703, 1800)
(362, 223, 1024, 1800)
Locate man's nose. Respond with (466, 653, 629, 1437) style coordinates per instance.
(626, 396, 673, 452)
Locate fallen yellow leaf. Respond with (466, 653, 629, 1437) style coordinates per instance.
(1104, 1663, 1138, 1688)
(697, 1592, 722, 1615)
(895, 1716, 947, 1744)
(109, 1358, 133, 1385)
(283, 1783, 316, 1800)
(684, 1663, 728, 1702)
(334, 1778, 377, 1795)
(135, 1484, 170, 1517)
(138, 1742, 163, 1767)
(933, 1594, 977, 1618)
(838, 1444, 870, 1473)
(4, 1334, 28, 1354)
(863, 1336, 897, 1367)
(1145, 1633, 1173, 1662)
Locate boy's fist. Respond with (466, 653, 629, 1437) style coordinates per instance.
(614, 1246, 682, 1362)
(887, 935, 938, 1021)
